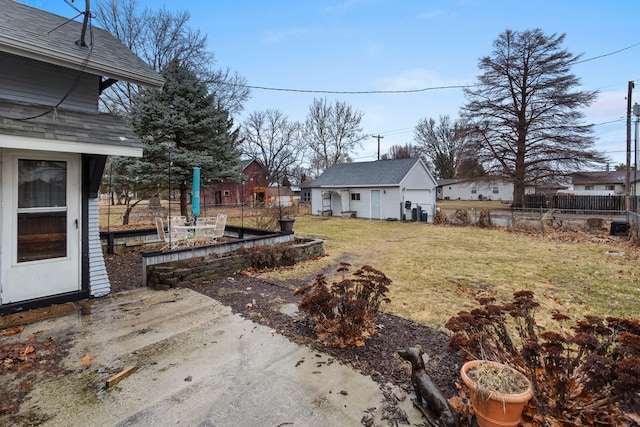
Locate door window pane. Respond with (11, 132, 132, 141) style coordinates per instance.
(17, 160, 67, 263)
(17, 212, 67, 262)
(18, 160, 66, 208)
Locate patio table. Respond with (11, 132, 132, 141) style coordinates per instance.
(172, 224, 217, 245)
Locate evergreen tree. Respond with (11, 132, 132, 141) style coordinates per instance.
(124, 61, 239, 219)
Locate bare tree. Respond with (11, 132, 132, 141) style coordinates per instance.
(94, 0, 249, 115)
(239, 110, 303, 183)
(414, 115, 471, 179)
(304, 98, 366, 173)
(381, 143, 422, 160)
(462, 29, 607, 207)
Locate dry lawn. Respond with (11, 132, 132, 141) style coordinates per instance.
(254, 215, 640, 330)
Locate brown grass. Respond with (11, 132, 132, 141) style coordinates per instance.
(102, 201, 639, 330)
(254, 215, 639, 330)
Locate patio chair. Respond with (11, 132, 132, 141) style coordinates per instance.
(168, 215, 187, 227)
(155, 217, 176, 250)
(198, 216, 217, 226)
(166, 215, 192, 248)
(210, 213, 227, 242)
(194, 216, 217, 244)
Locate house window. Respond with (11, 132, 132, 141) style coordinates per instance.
(605, 185, 615, 191)
(493, 186, 499, 194)
(471, 187, 477, 194)
(17, 160, 67, 262)
(351, 193, 361, 201)
(585, 185, 594, 190)
(223, 190, 230, 197)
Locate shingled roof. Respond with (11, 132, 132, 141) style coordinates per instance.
(0, 99, 142, 155)
(572, 171, 626, 185)
(310, 158, 425, 187)
(0, 0, 163, 89)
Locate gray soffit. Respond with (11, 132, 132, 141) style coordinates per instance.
(0, 0, 163, 90)
(311, 158, 421, 187)
(0, 99, 143, 150)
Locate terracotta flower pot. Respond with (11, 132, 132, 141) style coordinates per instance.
(460, 360, 534, 427)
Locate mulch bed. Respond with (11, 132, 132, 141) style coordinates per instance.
(189, 274, 463, 399)
(104, 252, 463, 399)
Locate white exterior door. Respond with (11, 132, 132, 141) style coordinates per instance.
(1, 150, 81, 304)
(371, 190, 381, 219)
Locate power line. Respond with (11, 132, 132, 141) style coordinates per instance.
(224, 41, 639, 95)
(230, 83, 471, 95)
(574, 42, 640, 65)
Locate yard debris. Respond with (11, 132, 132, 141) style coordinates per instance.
(2, 327, 23, 336)
(106, 365, 139, 389)
(80, 354, 97, 365)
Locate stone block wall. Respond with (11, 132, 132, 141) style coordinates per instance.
(147, 238, 324, 290)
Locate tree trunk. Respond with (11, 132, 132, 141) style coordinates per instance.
(511, 182, 526, 209)
(179, 182, 188, 218)
(122, 199, 143, 225)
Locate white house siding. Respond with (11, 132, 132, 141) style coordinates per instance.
(0, 52, 99, 112)
(572, 184, 625, 195)
(442, 180, 522, 201)
(88, 198, 110, 297)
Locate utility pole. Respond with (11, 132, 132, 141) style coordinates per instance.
(626, 81, 634, 211)
(372, 135, 384, 160)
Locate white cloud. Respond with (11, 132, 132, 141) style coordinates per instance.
(261, 27, 319, 44)
(419, 10, 446, 19)
(586, 90, 628, 122)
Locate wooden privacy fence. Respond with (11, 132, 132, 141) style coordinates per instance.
(523, 195, 639, 212)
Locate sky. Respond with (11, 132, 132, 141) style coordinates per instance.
(26, 0, 640, 168)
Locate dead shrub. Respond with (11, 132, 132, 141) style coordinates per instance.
(240, 244, 297, 270)
(476, 209, 493, 228)
(586, 217, 605, 229)
(294, 263, 391, 348)
(251, 204, 297, 230)
(629, 221, 640, 246)
(450, 209, 470, 225)
(446, 291, 640, 426)
(433, 209, 449, 225)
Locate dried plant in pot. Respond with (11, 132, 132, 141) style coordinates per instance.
(460, 360, 533, 427)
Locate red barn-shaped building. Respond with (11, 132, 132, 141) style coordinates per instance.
(202, 159, 269, 206)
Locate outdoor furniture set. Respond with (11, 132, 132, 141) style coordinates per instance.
(155, 214, 226, 250)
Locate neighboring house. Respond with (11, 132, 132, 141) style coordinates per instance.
(438, 177, 534, 201)
(201, 159, 268, 206)
(264, 186, 294, 207)
(0, 0, 162, 312)
(534, 181, 571, 195)
(310, 158, 437, 222)
(571, 170, 626, 195)
(299, 180, 313, 204)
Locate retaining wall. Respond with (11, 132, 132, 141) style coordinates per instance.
(145, 237, 325, 290)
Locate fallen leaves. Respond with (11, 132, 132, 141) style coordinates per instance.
(2, 327, 23, 336)
(80, 354, 97, 365)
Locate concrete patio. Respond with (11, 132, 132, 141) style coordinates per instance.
(2, 288, 423, 426)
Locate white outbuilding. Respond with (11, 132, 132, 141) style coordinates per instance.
(310, 158, 437, 222)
